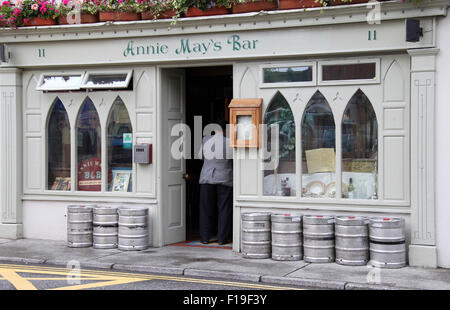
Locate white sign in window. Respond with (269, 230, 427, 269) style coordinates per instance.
(236, 115, 254, 141)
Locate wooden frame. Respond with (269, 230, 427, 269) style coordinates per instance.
(228, 98, 262, 148)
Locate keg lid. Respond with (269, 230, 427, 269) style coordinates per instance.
(94, 206, 118, 215)
(241, 212, 271, 221)
(336, 216, 369, 226)
(67, 205, 93, 212)
(271, 214, 302, 223)
(369, 217, 405, 228)
(118, 208, 149, 216)
(303, 215, 335, 225)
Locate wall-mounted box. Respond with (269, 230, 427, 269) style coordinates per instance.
(228, 98, 262, 148)
(134, 144, 152, 164)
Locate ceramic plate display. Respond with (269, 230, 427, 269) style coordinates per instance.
(305, 181, 326, 196)
(325, 182, 336, 197)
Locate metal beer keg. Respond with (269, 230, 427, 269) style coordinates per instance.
(271, 214, 303, 261)
(335, 216, 369, 266)
(118, 208, 149, 251)
(241, 212, 271, 259)
(67, 205, 93, 248)
(303, 215, 335, 263)
(93, 206, 118, 249)
(369, 217, 406, 268)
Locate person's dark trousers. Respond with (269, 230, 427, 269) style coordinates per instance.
(199, 184, 233, 243)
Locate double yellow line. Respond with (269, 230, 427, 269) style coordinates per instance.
(0, 263, 304, 290)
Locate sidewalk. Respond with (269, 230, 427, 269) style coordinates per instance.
(0, 238, 449, 290)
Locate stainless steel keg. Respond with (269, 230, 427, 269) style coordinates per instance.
(369, 217, 406, 268)
(303, 215, 335, 263)
(335, 216, 369, 266)
(118, 208, 149, 251)
(241, 212, 271, 259)
(93, 206, 118, 249)
(271, 214, 303, 261)
(67, 205, 93, 248)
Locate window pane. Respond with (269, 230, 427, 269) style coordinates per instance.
(263, 92, 296, 197)
(76, 98, 101, 191)
(263, 66, 313, 83)
(84, 73, 129, 88)
(342, 89, 378, 199)
(322, 63, 376, 81)
(40, 75, 82, 90)
(48, 99, 71, 190)
(302, 91, 336, 198)
(107, 98, 133, 192)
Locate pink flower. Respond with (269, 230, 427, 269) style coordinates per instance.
(13, 8, 20, 15)
(63, 0, 70, 4)
(31, 3, 39, 10)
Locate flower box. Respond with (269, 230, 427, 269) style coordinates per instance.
(185, 6, 230, 17)
(58, 13, 99, 25)
(331, 0, 371, 5)
(23, 17, 57, 27)
(99, 11, 140, 22)
(232, 0, 278, 14)
(279, 0, 323, 10)
(141, 9, 177, 20)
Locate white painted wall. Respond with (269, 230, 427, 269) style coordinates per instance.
(435, 15, 450, 268)
(22, 200, 156, 246)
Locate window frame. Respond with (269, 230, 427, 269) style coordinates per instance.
(318, 58, 380, 86)
(81, 69, 133, 89)
(36, 71, 86, 91)
(259, 61, 317, 88)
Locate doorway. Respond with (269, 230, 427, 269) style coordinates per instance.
(160, 65, 233, 246)
(184, 66, 233, 241)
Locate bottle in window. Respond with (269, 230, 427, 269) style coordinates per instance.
(348, 177, 355, 199)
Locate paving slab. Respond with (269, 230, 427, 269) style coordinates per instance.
(288, 262, 450, 290)
(0, 239, 12, 245)
(0, 239, 122, 264)
(92, 245, 309, 277)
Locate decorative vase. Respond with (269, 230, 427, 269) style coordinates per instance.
(141, 9, 177, 20)
(23, 17, 57, 27)
(99, 11, 140, 22)
(58, 13, 99, 25)
(279, 0, 322, 10)
(232, 0, 278, 14)
(185, 6, 230, 17)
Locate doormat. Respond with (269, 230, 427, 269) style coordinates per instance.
(169, 238, 232, 249)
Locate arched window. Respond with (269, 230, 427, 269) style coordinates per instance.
(76, 98, 101, 191)
(301, 91, 336, 198)
(107, 97, 133, 192)
(47, 98, 71, 191)
(342, 89, 378, 199)
(263, 92, 296, 196)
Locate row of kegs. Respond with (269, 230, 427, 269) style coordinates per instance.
(241, 213, 407, 269)
(67, 205, 149, 251)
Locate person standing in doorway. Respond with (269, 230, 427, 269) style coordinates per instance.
(199, 120, 233, 245)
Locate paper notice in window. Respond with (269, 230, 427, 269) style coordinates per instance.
(306, 148, 336, 174)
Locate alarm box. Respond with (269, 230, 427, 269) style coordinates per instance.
(134, 144, 152, 164)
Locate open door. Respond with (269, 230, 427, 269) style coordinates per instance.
(160, 68, 186, 245)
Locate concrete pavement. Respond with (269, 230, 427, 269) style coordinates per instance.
(0, 238, 449, 290)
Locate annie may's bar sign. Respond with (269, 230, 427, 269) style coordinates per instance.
(122, 34, 259, 57)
